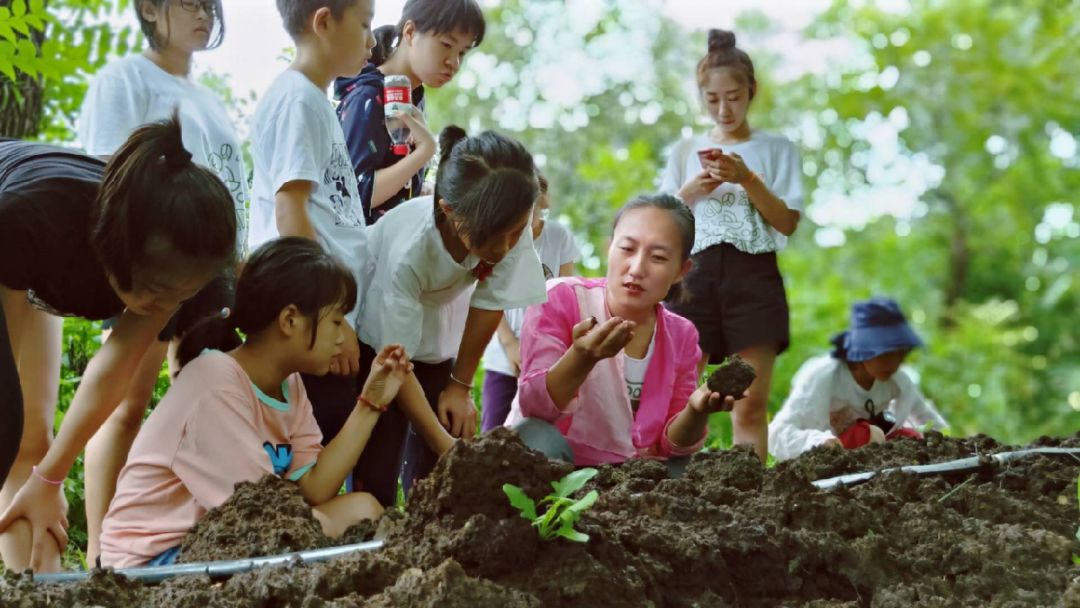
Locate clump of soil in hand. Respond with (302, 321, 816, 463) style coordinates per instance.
(177, 474, 327, 563)
(706, 354, 757, 399)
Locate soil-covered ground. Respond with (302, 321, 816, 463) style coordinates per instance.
(3, 428, 1079, 607)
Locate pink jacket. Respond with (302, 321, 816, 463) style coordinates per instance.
(506, 277, 706, 465)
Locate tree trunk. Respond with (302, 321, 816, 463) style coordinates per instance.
(0, 0, 46, 138)
(939, 189, 969, 327)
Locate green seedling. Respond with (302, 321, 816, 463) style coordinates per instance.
(503, 468, 599, 542)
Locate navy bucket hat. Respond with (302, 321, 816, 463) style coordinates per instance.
(830, 297, 923, 362)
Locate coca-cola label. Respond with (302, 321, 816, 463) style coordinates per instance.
(384, 86, 410, 105)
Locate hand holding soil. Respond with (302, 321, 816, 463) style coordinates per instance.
(571, 316, 636, 363)
(688, 383, 740, 414)
(705, 354, 757, 400)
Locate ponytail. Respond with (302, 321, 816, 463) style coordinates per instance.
(371, 24, 398, 66)
(174, 274, 242, 369)
(90, 112, 237, 292)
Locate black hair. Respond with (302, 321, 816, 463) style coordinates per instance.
(433, 125, 538, 250)
(612, 194, 696, 303)
(90, 113, 236, 293)
(137, 0, 225, 51)
(173, 273, 241, 368)
(697, 29, 757, 99)
(371, 0, 486, 66)
(234, 237, 357, 347)
(276, 0, 358, 38)
(536, 170, 549, 194)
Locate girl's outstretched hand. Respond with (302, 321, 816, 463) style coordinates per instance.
(571, 316, 636, 363)
(0, 475, 69, 571)
(359, 344, 413, 410)
(687, 384, 745, 414)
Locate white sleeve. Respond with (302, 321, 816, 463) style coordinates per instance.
(381, 263, 425, 356)
(658, 141, 688, 195)
(893, 370, 949, 430)
(559, 225, 582, 264)
(768, 357, 839, 461)
(770, 140, 805, 213)
(261, 99, 328, 194)
(77, 63, 149, 156)
(472, 226, 546, 311)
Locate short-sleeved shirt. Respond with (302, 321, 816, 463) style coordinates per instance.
(249, 70, 369, 325)
(0, 139, 122, 319)
(659, 131, 804, 255)
(481, 220, 580, 377)
(334, 65, 427, 224)
(77, 54, 249, 252)
(357, 196, 547, 364)
(99, 350, 323, 568)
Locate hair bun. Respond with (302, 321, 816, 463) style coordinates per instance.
(438, 125, 469, 166)
(708, 29, 737, 51)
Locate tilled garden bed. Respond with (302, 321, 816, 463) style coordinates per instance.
(3, 428, 1079, 607)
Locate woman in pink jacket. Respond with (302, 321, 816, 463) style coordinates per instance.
(505, 194, 739, 474)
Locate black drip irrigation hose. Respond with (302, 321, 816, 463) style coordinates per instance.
(32, 539, 384, 585)
(811, 447, 1080, 491)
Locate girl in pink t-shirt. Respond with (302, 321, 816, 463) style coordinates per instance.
(100, 237, 412, 568)
(506, 194, 743, 471)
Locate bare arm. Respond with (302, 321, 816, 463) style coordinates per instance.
(741, 174, 801, 236)
(274, 180, 318, 240)
(371, 152, 433, 209)
(297, 404, 380, 504)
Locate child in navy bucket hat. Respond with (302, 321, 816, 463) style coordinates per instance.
(768, 297, 949, 461)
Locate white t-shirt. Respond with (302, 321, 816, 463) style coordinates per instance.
(78, 54, 250, 251)
(659, 131, 804, 255)
(249, 70, 368, 325)
(482, 220, 580, 377)
(623, 331, 655, 412)
(358, 196, 547, 364)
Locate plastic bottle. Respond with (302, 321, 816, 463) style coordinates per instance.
(383, 74, 412, 156)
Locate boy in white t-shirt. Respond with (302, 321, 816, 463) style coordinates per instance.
(249, 0, 375, 356)
(480, 173, 580, 431)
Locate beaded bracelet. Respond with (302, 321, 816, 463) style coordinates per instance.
(357, 395, 388, 413)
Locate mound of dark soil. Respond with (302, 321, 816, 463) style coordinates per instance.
(3, 429, 1078, 607)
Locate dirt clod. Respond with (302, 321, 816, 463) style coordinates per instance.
(706, 354, 757, 399)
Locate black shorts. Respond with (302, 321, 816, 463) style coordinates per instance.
(666, 243, 790, 364)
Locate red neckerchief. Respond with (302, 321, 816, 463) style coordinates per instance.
(472, 261, 495, 282)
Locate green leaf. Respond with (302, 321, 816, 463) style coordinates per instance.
(565, 490, 599, 515)
(550, 467, 598, 498)
(11, 0, 27, 18)
(0, 23, 15, 42)
(0, 55, 15, 80)
(502, 484, 537, 521)
(554, 525, 590, 543)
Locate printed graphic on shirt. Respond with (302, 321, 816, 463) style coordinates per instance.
(697, 172, 773, 254)
(325, 143, 365, 228)
(626, 380, 643, 412)
(207, 143, 245, 205)
(262, 442, 293, 476)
